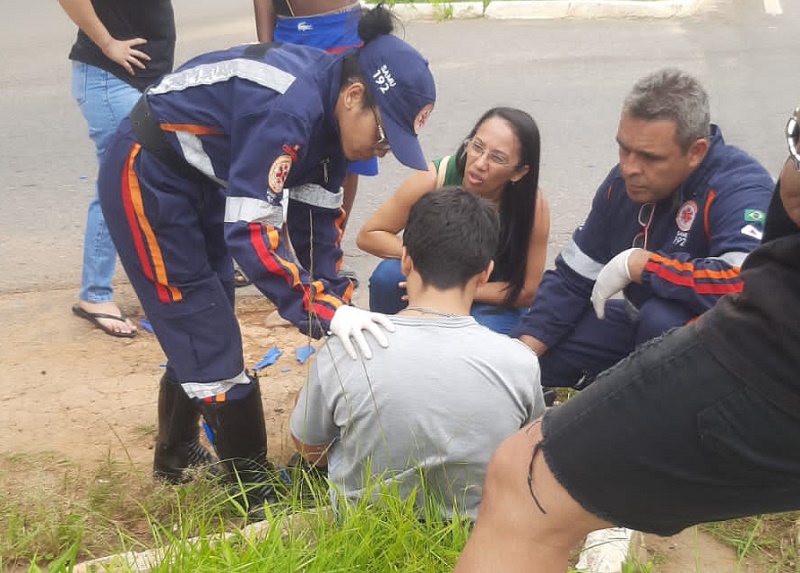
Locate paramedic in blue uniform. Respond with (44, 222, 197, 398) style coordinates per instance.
(511, 68, 773, 394)
(97, 5, 436, 512)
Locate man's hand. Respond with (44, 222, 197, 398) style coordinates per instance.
(591, 248, 646, 319)
(329, 305, 396, 360)
(102, 37, 150, 76)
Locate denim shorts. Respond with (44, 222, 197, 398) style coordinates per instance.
(540, 324, 800, 536)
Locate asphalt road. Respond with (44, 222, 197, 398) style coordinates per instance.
(2, 0, 799, 297)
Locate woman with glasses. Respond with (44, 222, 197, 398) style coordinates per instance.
(96, 4, 435, 514)
(357, 107, 549, 334)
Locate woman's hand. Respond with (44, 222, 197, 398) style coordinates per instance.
(101, 37, 150, 76)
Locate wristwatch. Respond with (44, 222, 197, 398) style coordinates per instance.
(786, 106, 800, 172)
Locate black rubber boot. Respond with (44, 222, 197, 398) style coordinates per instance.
(199, 374, 280, 517)
(153, 374, 216, 484)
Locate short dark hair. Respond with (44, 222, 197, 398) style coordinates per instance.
(403, 186, 500, 290)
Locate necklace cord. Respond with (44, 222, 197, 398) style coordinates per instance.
(403, 306, 458, 318)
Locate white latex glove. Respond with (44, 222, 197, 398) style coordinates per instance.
(591, 248, 637, 319)
(329, 305, 396, 360)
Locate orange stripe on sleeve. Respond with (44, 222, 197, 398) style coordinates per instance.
(333, 209, 347, 273)
(248, 224, 346, 322)
(647, 265, 743, 294)
(160, 124, 224, 136)
(645, 258, 743, 295)
(648, 254, 741, 280)
(312, 288, 344, 315)
(250, 224, 304, 289)
(703, 190, 716, 241)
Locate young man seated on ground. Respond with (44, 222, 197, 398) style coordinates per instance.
(289, 186, 545, 520)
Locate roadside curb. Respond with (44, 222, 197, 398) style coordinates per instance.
(72, 509, 335, 572)
(575, 527, 635, 572)
(384, 0, 700, 20)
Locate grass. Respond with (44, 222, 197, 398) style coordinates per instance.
(702, 513, 800, 572)
(0, 452, 471, 573)
(620, 561, 655, 573)
(3, 450, 799, 572)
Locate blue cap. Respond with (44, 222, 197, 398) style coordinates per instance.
(358, 35, 436, 171)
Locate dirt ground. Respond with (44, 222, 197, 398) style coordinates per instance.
(1, 284, 319, 472)
(638, 529, 769, 573)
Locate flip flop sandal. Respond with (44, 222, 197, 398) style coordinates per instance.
(71, 303, 138, 338)
(234, 269, 252, 288)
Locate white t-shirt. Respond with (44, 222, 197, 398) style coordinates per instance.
(290, 315, 544, 520)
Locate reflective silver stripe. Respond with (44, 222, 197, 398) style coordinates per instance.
(181, 370, 250, 400)
(715, 251, 748, 268)
(288, 183, 343, 209)
(149, 58, 296, 95)
(560, 240, 604, 280)
(175, 131, 227, 187)
(225, 196, 284, 227)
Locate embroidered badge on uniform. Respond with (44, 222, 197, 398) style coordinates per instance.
(741, 224, 763, 240)
(676, 200, 698, 232)
(744, 209, 765, 223)
(268, 155, 293, 195)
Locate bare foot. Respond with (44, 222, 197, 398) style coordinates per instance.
(74, 301, 138, 337)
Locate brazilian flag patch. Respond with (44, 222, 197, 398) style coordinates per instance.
(744, 209, 765, 223)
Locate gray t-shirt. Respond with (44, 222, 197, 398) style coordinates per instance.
(290, 315, 544, 520)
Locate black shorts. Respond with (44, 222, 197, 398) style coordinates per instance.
(540, 325, 800, 536)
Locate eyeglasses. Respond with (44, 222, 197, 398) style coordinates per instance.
(786, 107, 800, 171)
(632, 202, 655, 249)
(463, 138, 517, 168)
(371, 107, 391, 153)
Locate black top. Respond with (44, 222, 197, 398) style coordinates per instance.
(68, 0, 175, 92)
(697, 179, 800, 413)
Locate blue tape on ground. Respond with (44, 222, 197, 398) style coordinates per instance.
(295, 345, 316, 364)
(255, 345, 283, 370)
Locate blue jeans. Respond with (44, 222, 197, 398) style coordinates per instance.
(534, 298, 698, 388)
(368, 259, 524, 335)
(71, 62, 141, 303)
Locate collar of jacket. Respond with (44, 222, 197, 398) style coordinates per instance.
(674, 123, 724, 202)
